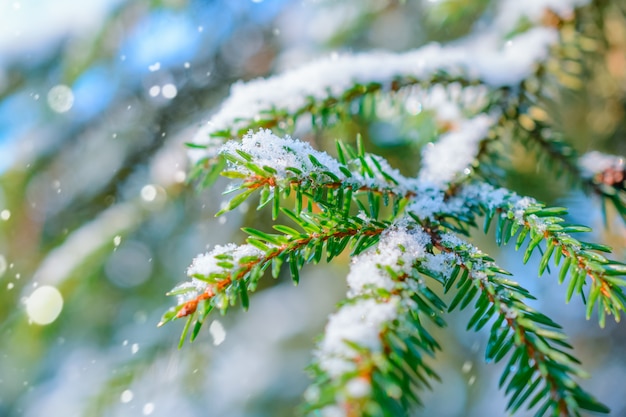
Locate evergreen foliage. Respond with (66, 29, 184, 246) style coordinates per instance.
(161, 1, 626, 416)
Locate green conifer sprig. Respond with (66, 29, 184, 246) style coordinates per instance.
(417, 183, 626, 326)
(162, 1, 626, 415)
(164, 129, 624, 415)
(435, 232, 609, 416)
(159, 216, 388, 342)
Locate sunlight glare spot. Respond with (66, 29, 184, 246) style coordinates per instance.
(162, 84, 177, 99)
(143, 402, 155, 415)
(141, 185, 157, 202)
(149, 86, 160, 97)
(47, 85, 74, 113)
(120, 389, 134, 403)
(25, 286, 64, 325)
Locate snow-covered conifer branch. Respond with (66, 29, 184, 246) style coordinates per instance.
(303, 219, 606, 416)
(304, 225, 445, 417)
(160, 211, 388, 343)
(210, 131, 626, 329)
(216, 130, 422, 221)
(188, 0, 589, 167)
(408, 181, 626, 326)
(434, 233, 609, 416)
(166, 124, 620, 413)
(158, 0, 626, 415)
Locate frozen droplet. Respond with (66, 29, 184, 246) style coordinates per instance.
(209, 320, 226, 346)
(33, 94, 40, 100)
(15, 273, 20, 279)
(162, 84, 177, 99)
(148, 62, 161, 72)
(120, 55, 126, 61)
(113, 235, 122, 247)
(142, 403, 155, 415)
(218, 216, 227, 225)
(47, 85, 74, 113)
(120, 389, 134, 403)
(131, 343, 139, 354)
(112, 133, 118, 139)
(1, 210, 11, 221)
(0, 255, 6, 278)
(25, 286, 64, 325)
(273, 28, 280, 36)
(184, 62, 190, 68)
(7, 282, 14, 290)
(197, 26, 204, 32)
(149, 86, 160, 97)
(461, 361, 473, 373)
(468, 375, 476, 386)
(122, 339, 128, 346)
(141, 185, 157, 202)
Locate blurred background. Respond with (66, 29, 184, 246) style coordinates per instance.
(0, 0, 625, 416)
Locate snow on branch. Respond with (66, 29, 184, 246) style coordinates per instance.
(190, 0, 589, 162)
(158, 0, 626, 415)
(305, 216, 607, 416)
(306, 224, 443, 415)
(417, 114, 498, 187)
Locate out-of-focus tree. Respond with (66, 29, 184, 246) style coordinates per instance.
(0, 1, 625, 417)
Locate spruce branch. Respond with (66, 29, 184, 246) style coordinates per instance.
(302, 219, 608, 416)
(160, 216, 388, 344)
(303, 225, 447, 417)
(210, 131, 626, 328)
(511, 105, 626, 222)
(419, 182, 626, 327)
(187, 0, 581, 178)
(156, 1, 626, 415)
(167, 128, 618, 413)
(502, 4, 626, 222)
(433, 232, 610, 416)
(400, 179, 626, 327)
